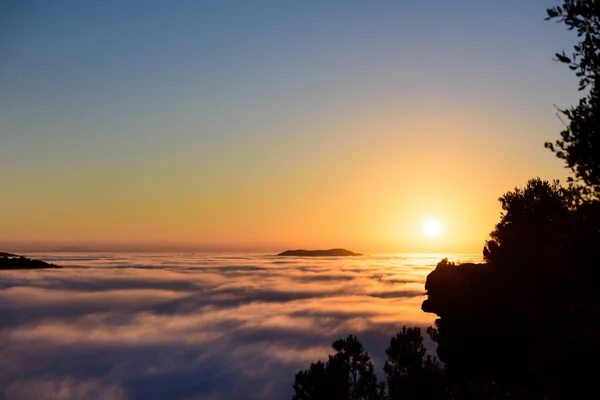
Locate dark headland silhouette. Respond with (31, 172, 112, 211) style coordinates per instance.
(0, 253, 61, 270)
(277, 248, 362, 257)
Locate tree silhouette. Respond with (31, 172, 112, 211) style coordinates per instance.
(292, 335, 384, 400)
(291, 328, 444, 400)
(384, 327, 444, 400)
(544, 0, 600, 325)
(483, 178, 578, 269)
(545, 0, 600, 199)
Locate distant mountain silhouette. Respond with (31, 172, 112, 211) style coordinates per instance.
(0, 252, 17, 257)
(48, 246, 99, 252)
(277, 248, 362, 257)
(1, 255, 61, 270)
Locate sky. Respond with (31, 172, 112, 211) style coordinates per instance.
(0, 0, 580, 253)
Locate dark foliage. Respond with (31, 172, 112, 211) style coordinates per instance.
(545, 0, 600, 199)
(292, 335, 384, 400)
(483, 178, 578, 268)
(292, 328, 443, 400)
(384, 327, 444, 400)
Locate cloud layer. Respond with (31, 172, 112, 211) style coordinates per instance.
(0, 252, 480, 399)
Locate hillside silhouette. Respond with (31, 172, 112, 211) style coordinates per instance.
(0, 255, 61, 270)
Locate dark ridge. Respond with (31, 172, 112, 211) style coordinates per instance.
(277, 248, 362, 257)
(0, 255, 61, 270)
(0, 252, 17, 257)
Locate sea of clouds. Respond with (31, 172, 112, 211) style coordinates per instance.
(0, 252, 480, 399)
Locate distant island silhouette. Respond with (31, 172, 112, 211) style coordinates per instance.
(1, 253, 61, 270)
(277, 248, 362, 257)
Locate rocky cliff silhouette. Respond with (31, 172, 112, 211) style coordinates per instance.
(422, 256, 597, 397)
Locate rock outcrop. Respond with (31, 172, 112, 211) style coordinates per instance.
(422, 257, 594, 396)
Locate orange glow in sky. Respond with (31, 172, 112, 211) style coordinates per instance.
(0, 1, 574, 254)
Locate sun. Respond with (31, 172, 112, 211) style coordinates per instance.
(423, 219, 442, 237)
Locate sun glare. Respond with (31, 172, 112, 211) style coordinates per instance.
(423, 219, 442, 237)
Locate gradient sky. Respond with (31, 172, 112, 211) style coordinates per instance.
(0, 0, 580, 253)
